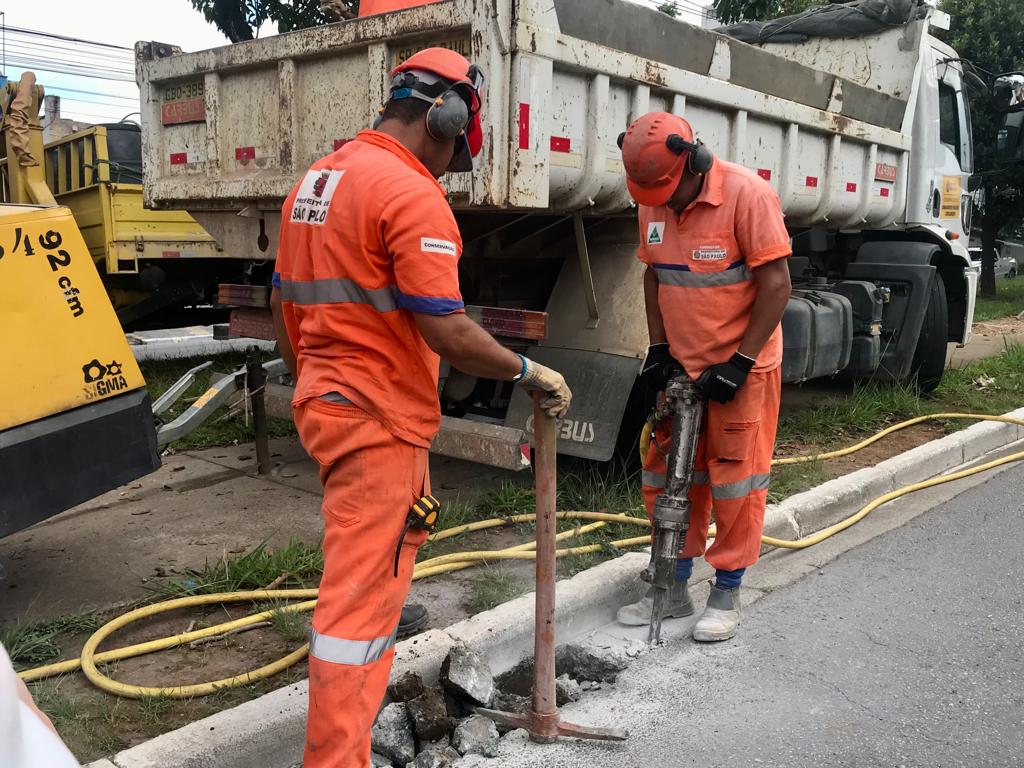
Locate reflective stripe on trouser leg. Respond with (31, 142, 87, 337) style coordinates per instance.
(293, 398, 430, 768)
(642, 415, 713, 560)
(701, 367, 781, 572)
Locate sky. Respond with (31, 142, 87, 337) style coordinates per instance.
(1, 0, 708, 124)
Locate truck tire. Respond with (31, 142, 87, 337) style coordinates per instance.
(909, 273, 948, 393)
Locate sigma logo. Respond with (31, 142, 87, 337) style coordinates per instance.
(420, 238, 458, 256)
(646, 222, 665, 246)
(692, 246, 727, 261)
(81, 358, 128, 401)
(525, 415, 596, 444)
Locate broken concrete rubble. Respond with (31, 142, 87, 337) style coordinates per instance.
(388, 670, 426, 703)
(407, 688, 451, 743)
(440, 643, 495, 707)
(407, 744, 461, 768)
(555, 644, 629, 683)
(451, 715, 500, 758)
(370, 703, 416, 766)
(555, 674, 582, 705)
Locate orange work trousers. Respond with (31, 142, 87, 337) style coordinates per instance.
(641, 368, 781, 572)
(294, 397, 429, 768)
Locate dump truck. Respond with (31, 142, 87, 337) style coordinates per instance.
(0, 75, 230, 327)
(134, 0, 987, 469)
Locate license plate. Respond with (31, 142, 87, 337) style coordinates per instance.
(161, 80, 206, 126)
(391, 36, 472, 69)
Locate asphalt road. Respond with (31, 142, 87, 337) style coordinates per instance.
(490, 463, 1024, 768)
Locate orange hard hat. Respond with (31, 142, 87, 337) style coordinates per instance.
(619, 112, 696, 207)
(391, 47, 485, 171)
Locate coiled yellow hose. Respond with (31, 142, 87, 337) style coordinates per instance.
(19, 413, 1024, 698)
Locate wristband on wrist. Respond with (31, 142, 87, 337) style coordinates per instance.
(513, 353, 528, 383)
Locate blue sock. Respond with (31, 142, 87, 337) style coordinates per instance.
(714, 568, 745, 590)
(674, 557, 693, 582)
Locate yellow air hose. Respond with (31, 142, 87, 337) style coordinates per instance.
(18, 413, 1024, 698)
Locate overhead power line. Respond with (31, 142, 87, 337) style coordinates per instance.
(44, 84, 138, 102)
(4, 38, 134, 65)
(6, 61, 136, 82)
(1, 23, 132, 51)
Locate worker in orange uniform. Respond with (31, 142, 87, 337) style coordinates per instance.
(270, 48, 571, 767)
(616, 112, 791, 642)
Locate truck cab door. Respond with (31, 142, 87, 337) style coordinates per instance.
(929, 62, 974, 240)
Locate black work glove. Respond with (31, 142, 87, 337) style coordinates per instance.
(639, 343, 681, 415)
(696, 352, 756, 404)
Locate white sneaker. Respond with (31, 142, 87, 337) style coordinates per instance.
(692, 585, 741, 642)
(616, 582, 694, 626)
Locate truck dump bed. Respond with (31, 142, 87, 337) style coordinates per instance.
(137, 0, 922, 254)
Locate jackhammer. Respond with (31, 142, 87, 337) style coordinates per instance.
(641, 374, 705, 645)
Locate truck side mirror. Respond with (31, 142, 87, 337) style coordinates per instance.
(992, 72, 1024, 114)
(996, 111, 1024, 166)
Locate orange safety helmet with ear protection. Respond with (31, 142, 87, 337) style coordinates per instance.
(389, 47, 485, 172)
(618, 112, 713, 206)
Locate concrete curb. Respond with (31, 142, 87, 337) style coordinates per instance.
(86, 408, 1024, 768)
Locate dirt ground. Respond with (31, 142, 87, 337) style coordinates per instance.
(947, 315, 1024, 367)
(0, 438, 515, 626)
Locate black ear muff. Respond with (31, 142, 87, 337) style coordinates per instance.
(425, 90, 470, 142)
(666, 134, 713, 175)
(617, 131, 626, 150)
(687, 140, 714, 174)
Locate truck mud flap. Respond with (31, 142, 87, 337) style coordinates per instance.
(844, 261, 936, 383)
(0, 389, 160, 538)
(505, 349, 643, 462)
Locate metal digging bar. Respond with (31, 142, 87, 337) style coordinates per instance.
(476, 392, 629, 744)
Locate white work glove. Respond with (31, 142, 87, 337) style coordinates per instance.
(517, 357, 572, 419)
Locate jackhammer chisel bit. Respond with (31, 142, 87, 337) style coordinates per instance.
(641, 375, 704, 645)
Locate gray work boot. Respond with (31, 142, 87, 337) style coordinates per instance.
(692, 584, 741, 642)
(616, 581, 694, 626)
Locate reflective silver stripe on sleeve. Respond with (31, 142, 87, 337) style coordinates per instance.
(308, 628, 396, 666)
(711, 473, 771, 501)
(280, 278, 398, 311)
(654, 266, 753, 288)
(642, 471, 709, 489)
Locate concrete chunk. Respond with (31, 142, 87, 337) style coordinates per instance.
(451, 715, 500, 758)
(555, 644, 629, 684)
(409, 745, 461, 767)
(370, 703, 415, 766)
(555, 674, 582, 705)
(407, 688, 452, 743)
(388, 670, 426, 703)
(440, 643, 495, 706)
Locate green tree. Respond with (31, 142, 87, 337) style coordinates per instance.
(188, 0, 356, 42)
(940, 0, 1024, 298)
(657, 2, 680, 17)
(712, 0, 821, 25)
